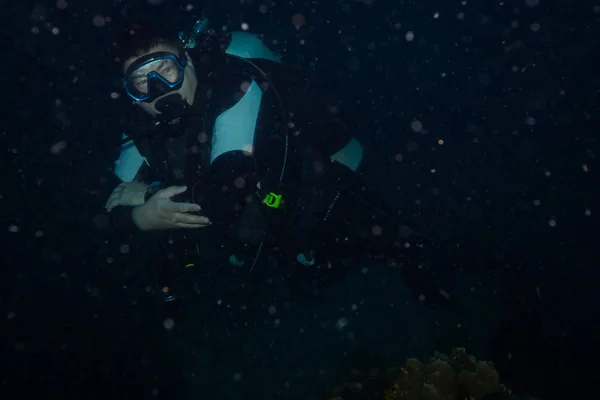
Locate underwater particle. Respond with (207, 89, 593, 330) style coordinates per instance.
(120, 244, 130, 254)
(51, 26, 60, 35)
(32, 4, 48, 21)
(371, 224, 383, 236)
(260, 81, 270, 91)
(241, 22, 249, 31)
(233, 176, 246, 189)
(163, 318, 175, 330)
(395, 153, 404, 162)
(110, 92, 119, 99)
(7, 312, 16, 320)
(240, 80, 251, 93)
(548, 218, 556, 227)
(268, 305, 277, 315)
(531, 22, 541, 32)
(525, 0, 540, 7)
(582, 164, 589, 172)
(335, 317, 348, 330)
(233, 372, 242, 381)
(292, 13, 306, 30)
(312, 159, 325, 174)
(406, 140, 418, 151)
(242, 143, 254, 156)
(51, 140, 67, 154)
(478, 73, 491, 85)
(198, 132, 209, 143)
(433, 12, 440, 19)
(8, 225, 19, 233)
(585, 208, 591, 216)
(405, 31, 415, 41)
(411, 120, 423, 132)
(525, 115, 536, 125)
(92, 214, 109, 229)
(346, 57, 360, 72)
(398, 224, 413, 238)
(92, 15, 106, 28)
(56, 0, 68, 10)
(533, 199, 541, 206)
(185, 3, 194, 11)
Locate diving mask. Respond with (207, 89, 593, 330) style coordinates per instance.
(123, 51, 188, 102)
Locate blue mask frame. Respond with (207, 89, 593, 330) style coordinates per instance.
(122, 51, 188, 102)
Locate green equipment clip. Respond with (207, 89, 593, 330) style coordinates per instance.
(263, 192, 282, 208)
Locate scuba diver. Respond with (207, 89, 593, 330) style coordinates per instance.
(106, 18, 431, 312)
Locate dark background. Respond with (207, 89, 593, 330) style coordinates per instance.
(1, 0, 599, 399)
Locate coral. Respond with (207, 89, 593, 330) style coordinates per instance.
(383, 348, 511, 400)
(324, 348, 536, 400)
(458, 360, 502, 399)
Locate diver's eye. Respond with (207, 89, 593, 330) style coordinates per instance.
(134, 79, 147, 91)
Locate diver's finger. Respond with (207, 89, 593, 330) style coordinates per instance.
(175, 222, 211, 229)
(112, 183, 125, 194)
(105, 199, 116, 211)
(166, 202, 201, 213)
(174, 212, 210, 225)
(157, 185, 188, 199)
(106, 189, 121, 206)
(180, 202, 202, 213)
(107, 193, 118, 205)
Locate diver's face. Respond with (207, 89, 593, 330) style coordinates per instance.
(122, 44, 198, 118)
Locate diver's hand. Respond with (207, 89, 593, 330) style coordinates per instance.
(105, 181, 148, 212)
(131, 186, 211, 231)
